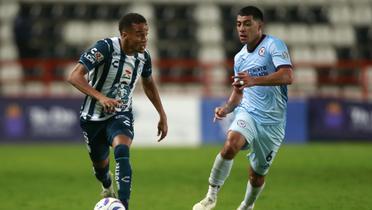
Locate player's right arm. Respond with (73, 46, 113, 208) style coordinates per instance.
(214, 87, 243, 122)
(68, 64, 121, 113)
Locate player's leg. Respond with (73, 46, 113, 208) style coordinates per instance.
(193, 131, 245, 210)
(237, 123, 284, 210)
(112, 135, 132, 209)
(108, 113, 134, 209)
(80, 120, 114, 197)
(93, 159, 116, 198)
(237, 167, 265, 210)
(193, 112, 255, 210)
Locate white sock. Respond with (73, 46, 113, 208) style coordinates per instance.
(242, 181, 265, 207)
(206, 185, 220, 200)
(208, 153, 233, 189)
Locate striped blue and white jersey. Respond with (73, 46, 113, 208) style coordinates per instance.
(79, 37, 152, 121)
(234, 34, 292, 125)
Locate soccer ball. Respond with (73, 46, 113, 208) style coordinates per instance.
(94, 197, 126, 210)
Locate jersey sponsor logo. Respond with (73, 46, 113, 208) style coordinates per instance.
(122, 69, 132, 81)
(258, 47, 265, 56)
(247, 66, 268, 77)
(83, 47, 104, 64)
(83, 53, 96, 64)
(112, 60, 119, 68)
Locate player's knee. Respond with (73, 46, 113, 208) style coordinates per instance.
(249, 169, 265, 187)
(114, 144, 130, 159)
(221, 139, 241, 159)
(93, 159, 109, 168)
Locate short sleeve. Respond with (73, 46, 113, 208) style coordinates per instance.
(79, 39, 110, 72)
(269, 39, 292, 68)
(141, 51, 152, 78)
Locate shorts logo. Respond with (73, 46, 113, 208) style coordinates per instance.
(237, 120, 246, 128)
(258, 47, 265, 56)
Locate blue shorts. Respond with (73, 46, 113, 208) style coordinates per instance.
(80, 112, 134, 162)
(229, 111, 285, 175)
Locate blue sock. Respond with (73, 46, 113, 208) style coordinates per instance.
(93, 164, 111, 188)
(114, 144, 131, 209)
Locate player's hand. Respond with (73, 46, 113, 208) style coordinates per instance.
(157, 117, 168, 142)
(213, 106, 229, 122)
(99, 96, 122, 113)
(232, 72, 255, 90)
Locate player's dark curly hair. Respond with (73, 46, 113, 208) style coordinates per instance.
(238, 6, 264, 22)
(119, 13, 147, 32)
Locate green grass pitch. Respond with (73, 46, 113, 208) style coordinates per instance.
(0, 143, 371, 210)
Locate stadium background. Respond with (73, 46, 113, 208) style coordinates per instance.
(0, 0, 372, 210)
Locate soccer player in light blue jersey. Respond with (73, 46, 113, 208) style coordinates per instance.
(193, 6, 293, 210)
(68, 13, 168, 210)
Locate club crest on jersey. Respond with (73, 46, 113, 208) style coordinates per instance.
(258, 47, 265, 56)
(237, 120, 247, 128)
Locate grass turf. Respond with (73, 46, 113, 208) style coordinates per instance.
(0, 143, 371, 210)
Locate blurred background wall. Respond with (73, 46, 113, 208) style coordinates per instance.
(1, 0, 372, 146)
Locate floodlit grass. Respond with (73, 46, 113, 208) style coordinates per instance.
(0, 143, 371, 210)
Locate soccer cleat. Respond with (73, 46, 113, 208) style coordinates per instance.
(100, 172, 116, 198)
(192, 197, 217, 210)
(101, 184, 116, 198)
(237, 202, 254, 210)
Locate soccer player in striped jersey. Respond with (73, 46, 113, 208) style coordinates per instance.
(68, 13, 168, 209)
(193, 6, 293, 210)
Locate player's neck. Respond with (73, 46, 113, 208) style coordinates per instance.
(119, 37, 135, 55)
(246, 34, 265, 53)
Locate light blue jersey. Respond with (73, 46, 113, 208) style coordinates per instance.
(234, 34, 292, 125)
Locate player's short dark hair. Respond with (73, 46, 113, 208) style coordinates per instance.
(238, 6, 264, 22)
(119, 13, 147, 32)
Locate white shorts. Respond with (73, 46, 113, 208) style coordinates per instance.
(228, 111, 285, 175)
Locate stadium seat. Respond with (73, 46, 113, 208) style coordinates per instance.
(313, 46, 337, 64)
(198, 45, 224, 62)
(194, 4, 220, 23)
(0, 63, 23, 81)
(290, 46, 314, 63)
(24, 81, 45, 95)
(1, 82, 23, 95)
(265, 24, 289, 43)
(351, 5, 372, 25)
(328, 5, 352, 24)
(310, 24, 332, 45)
(50, 81, 71, 95)
(0, 43, 18, 60)
(332, 25, 355, 47)
(63, 21, 88, 45)
(287, 24, 311, 44)
(0, 2, 19, 21)
(196, 24, 223, 44)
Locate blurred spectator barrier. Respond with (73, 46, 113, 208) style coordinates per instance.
(309, 97, 372, 141)
(1, 59, 372, 99)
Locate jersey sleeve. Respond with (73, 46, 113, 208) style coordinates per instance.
(79, 39, 110, 72)
(141, 51, 152, 78)
(269, 38, 292, 68)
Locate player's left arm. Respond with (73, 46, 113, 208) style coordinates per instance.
(142, 75, 168, 142)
